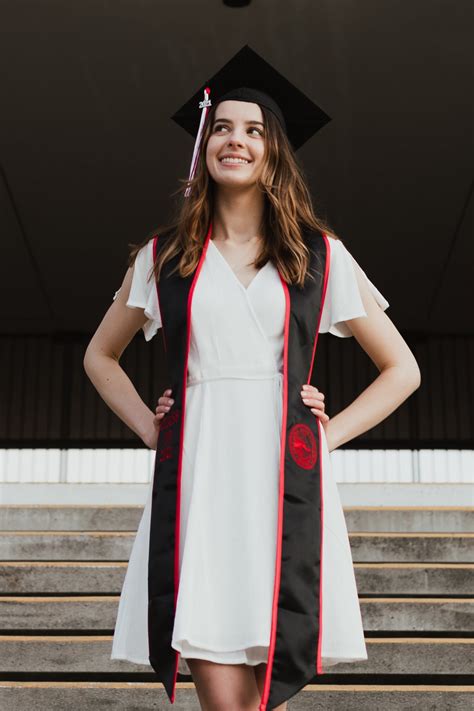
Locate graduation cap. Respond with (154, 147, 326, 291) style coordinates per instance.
(171, 44, 331, 196)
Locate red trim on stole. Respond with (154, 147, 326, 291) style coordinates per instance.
(313, 232, 331, 676)
(259, 272, 290, 711)
(156, 225, 213, 701)
(153, 227, 330, 706)
(171, 225, 212, 697)
(259, 231, 331, 710)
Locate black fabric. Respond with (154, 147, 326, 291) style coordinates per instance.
(217, 86, 287, 133)
(147, 224, 330, 710)
(171, 44, 331, 150)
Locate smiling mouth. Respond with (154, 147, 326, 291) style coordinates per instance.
(220, 162, 250, 167)
(218, 158, 252, 166)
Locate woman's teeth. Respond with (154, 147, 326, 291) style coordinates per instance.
(220, 158, 250, 164)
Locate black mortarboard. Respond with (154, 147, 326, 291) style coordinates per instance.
(171, 44, 331, 196)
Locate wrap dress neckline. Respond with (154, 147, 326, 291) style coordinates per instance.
(208, 238, 271, 292)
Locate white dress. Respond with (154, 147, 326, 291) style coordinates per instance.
(110, 236, 389, 676)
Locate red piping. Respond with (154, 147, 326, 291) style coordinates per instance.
(259, 231, 331, 709)
(315, 416, 324, 674)
(259, 273, 290, 711)
(314, 233, 331, 675)
(170, 222, 213, 701)
(307, 232, 331, 384)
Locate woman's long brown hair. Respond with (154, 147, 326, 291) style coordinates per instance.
(127, 103, 340, 288)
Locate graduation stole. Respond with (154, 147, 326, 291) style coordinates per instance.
(148, 220, 330, 711)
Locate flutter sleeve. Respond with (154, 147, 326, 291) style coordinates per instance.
(112, 239, 162, 341)
(319, 236, 389, 338)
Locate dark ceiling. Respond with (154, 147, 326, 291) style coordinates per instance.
(0, 1, 472, 337)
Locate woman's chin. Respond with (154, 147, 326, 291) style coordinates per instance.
(213, 175, 257, 190)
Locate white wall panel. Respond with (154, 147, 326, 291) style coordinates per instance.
(0, 448, 472, 484)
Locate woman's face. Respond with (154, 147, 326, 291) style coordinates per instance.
(205, 100, 266, 189)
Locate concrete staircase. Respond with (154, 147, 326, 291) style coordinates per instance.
(0, 504, 472, 710)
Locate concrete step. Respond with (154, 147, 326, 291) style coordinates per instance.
(0, 561, 127, 593)
(350, 533, 474, 563)
(0, 506, 141, 532)
(0, 682, 472, 710)
(354, 563, 474, 595)
(1, 561, 473, 595)
(0, 596, 472, 633)
(344, 506, 474, 533)
(1, 505, 472, 532)
(0, 531, 134, 561)
(2, 531, 473, 562)
(0, 636, 472, 675)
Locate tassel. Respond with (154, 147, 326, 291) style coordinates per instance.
(184, 87, 212, 198)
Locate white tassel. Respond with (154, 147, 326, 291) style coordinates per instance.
(184, 87, 212, 198)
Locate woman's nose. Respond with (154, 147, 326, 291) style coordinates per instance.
(227, 133, 245, 146)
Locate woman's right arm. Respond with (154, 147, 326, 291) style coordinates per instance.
(83, 265, 158, 449)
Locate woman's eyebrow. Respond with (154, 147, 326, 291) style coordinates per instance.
(213, 118, 264, 126)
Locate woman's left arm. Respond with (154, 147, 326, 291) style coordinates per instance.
(324, 261, 421, 452)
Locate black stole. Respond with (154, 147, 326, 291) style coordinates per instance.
(147, 220, 330, 710)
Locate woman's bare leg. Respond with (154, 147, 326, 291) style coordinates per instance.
(187, 657, 262, 711)
(253, 663, 288, 711)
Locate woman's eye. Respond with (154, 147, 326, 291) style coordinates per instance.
(214, 124, 263, 136)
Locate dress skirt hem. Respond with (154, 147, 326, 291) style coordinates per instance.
(110, 421, 368, 677)
(110, 648, 369, 674)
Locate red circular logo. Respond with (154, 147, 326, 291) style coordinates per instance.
(288, 423, 318, 470)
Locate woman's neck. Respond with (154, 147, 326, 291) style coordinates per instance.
(212, 186, 264, 245)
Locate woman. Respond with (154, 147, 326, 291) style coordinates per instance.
(84, 65, 420, 711)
